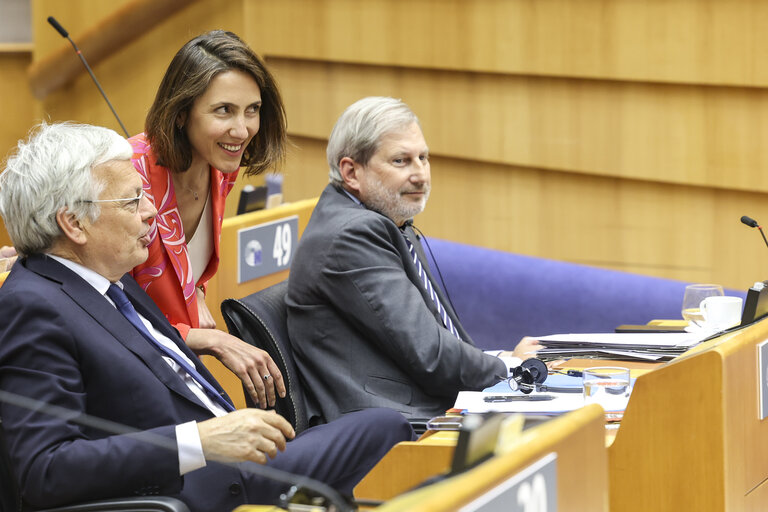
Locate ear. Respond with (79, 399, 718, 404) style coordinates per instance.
(339, 156, 363, 194)
(176, 112, 187, 130)
(56, 207, 88, 246)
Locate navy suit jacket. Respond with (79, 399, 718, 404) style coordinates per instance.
(0, 254, 248, 511)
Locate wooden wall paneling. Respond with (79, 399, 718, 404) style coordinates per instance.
(421, 161, 768, 288)
(268, 58, 768, 193)
(33, 0, 245, 137)
(29, 0, 204, 100)
(279, 131, 767, 289)
(19, 0, 768, 292)
(0, 50, 35, 248)
(278, 136, 330, 202)
(0, 52, 35, 161)
(31, 0, 133, 61)
(251, 0, 768, 88)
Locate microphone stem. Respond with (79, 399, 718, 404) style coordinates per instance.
(759, 226, 768, 250)
(65, 36, 130, 138)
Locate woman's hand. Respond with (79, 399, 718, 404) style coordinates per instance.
(195, 286, 217, 329)
(185, 328, 286, 408)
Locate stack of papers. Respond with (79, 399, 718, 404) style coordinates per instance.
(534, 332, 710, 361)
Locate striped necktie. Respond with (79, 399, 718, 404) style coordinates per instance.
(106, 283, 235, 412)
(402, 231, 462, 340)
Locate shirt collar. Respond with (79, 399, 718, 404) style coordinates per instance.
(340, 187, 362, 205)
(47, 254, 117, 295)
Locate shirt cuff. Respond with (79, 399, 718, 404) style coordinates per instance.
(176, 421, 206, 475)
(484, 351, 522, 377)
(499, 355, 522, 377)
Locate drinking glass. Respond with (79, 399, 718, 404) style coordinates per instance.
(682, 284, 724, 328)
(583, 367, 631, 421)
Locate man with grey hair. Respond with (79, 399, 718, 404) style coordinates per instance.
(0, 122, 411, 511)
(287, 97, 537, 423)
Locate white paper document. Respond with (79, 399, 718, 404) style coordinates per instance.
(454, 391, 585, 415)
(536, 332, 707, 348)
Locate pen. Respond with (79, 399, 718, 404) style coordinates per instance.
(483, 394, 556, 402)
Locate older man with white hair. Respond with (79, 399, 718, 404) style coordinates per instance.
(0, 122, 412, 511)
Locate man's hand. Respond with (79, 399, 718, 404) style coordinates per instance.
(185, 328, 286, 408)
(502, 337, 544, 360)
(0, 246, 17, 258)
(0, 246, 17, 272)
(197, 409, 295, 464)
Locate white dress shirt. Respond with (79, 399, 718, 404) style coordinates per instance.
(48, 255, 226, 474)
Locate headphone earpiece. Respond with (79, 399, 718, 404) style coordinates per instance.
(508, 358, 548, 394)
(521, 358, 548, 384)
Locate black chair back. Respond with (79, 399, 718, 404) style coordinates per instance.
(221, 281, 318, 434)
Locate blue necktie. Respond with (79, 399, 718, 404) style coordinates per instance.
(402, 234, 462, 340)
(106, 283, 235, 412)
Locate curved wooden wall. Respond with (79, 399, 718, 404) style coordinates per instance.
(19, 0, 768, 290)
(0, 45, 35, 248)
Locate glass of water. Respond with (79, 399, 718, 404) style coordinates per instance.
(583, 367, 631, 421)
(682, 284, 724, 328)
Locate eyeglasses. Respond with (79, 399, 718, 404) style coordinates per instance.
(80, 190, 145, 213)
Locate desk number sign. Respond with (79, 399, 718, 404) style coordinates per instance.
(237, 216, 298, 283)
(460, 452, 557, 512)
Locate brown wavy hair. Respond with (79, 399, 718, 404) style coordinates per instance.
(144, 30, 286, 176)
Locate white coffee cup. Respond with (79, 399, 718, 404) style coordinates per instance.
(699, 295, 743, 331)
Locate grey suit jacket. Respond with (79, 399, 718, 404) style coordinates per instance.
(286, 185, 507, 421)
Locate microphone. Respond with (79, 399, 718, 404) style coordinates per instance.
(47, 16, 130, 138)
(47, 16, 69, 38)
(741, 215, 768, 250)
(742, 215, 759, 228)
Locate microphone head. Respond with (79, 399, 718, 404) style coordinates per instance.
(741, 215, 759, 228)
(47, 16, 69, 38)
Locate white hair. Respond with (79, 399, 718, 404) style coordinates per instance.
(326, 97, 419, 186)
(0, 122, 132, 256)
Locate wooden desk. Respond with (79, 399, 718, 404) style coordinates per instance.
(608, 317, 768, 511)
(354, 430, 458, 502)
(370, 405, 608, 511)
(201, 198, 318, 409)
(356, 317, 768, 511)
(234, 407, 607, 511)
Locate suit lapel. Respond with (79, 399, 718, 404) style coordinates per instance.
(122, 276, 232, 404)
(26, 256, 222, 411)
(329, 184, 475, 344)
(401, 225, 474, 345)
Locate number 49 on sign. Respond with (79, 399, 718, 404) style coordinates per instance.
(237, 216, 299, 283)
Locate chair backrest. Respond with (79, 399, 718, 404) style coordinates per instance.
(221, 281, 316, 434)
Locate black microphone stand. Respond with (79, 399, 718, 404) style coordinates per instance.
(47, 17, 130, 138)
